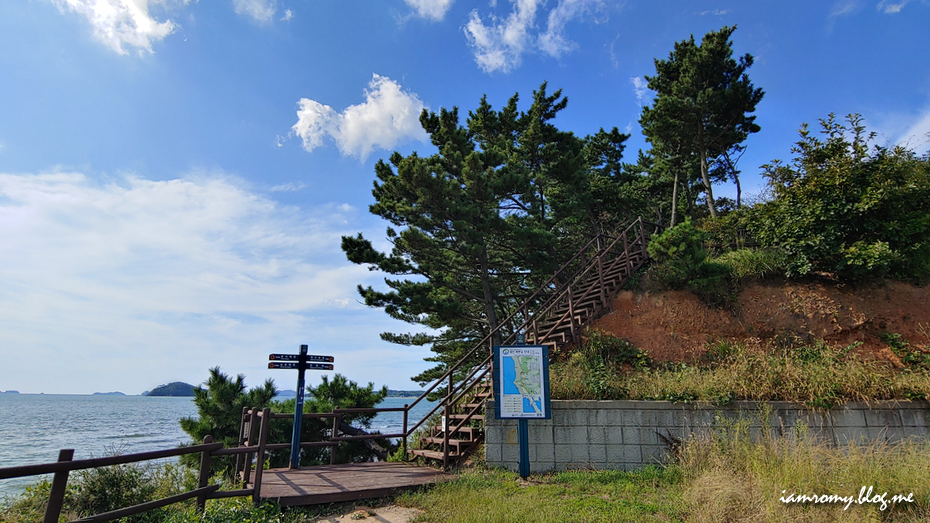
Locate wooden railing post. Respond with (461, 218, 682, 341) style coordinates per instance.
(43, 449, 73, 523)
(442, 402, 450, 470)
(402, 404, 409, 461)
(251, 408, 271, 505)
(330, 413, 341, 465)
(196, 436, 213, 512)
(235, 407, 248, 479)
(243, 408, 258, 486)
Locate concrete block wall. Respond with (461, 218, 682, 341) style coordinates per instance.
(484, 399, 930, 473)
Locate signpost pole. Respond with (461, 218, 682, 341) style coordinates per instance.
(289, 344, 308, 469)
(515, 333, 531, 479)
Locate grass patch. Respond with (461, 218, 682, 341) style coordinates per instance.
(551, 332, 930, 405)
(397, 465, 686, 523)
(709, 248, 789, 280)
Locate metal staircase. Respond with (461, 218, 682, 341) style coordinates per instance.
(403, 218, 656, 467)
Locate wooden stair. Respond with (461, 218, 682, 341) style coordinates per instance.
(405, 218, 658, 468)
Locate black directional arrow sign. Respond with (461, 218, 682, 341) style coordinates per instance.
(268, 362, 334, 370)
(269, 354, 334, 363)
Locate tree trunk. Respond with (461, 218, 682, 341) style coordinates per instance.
(670, 170, 679, 227)
(478, 245, 502, 347)
(697, 124, 718, 218)
(338, 421, 389, 461)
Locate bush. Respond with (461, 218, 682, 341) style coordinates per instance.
(709, 247, 788, 280)
(647, 219, 708, 288)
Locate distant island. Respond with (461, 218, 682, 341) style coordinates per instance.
(0, 390, 20, 394)
(387, 389, 425, 398)
(144, 382, 199, 397)
(92, 391, 126, 396)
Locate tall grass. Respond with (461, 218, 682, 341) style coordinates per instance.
(679, 415, 930, 522)
(551, 335, 930, 406)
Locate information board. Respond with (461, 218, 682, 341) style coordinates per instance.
(493, 345, 551, 419)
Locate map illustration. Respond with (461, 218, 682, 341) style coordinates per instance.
(499, 346, 547, 418)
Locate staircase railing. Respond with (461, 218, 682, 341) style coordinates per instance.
(394, 218, 657, 465)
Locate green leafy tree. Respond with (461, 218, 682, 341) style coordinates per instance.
(179, 367, 277, 473)
(343, 84, 622, 384)
(640, 25, 764, 219)
(752, 114, 930, 280)
(270, 374, 390, 467)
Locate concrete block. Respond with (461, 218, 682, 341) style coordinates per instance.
(834, 427, 869, 444)
(643, 410, 673, 428)
(485, 444, 502, 463)
(530, 424, 554, 444)
(588, 409, 607, 427)
(622, 427, 643, 445)
(554, 426, 573, 444)
(533, 462, 555, 473)
(832, 408, 867, 427)
(484, 426, 501, 445)
(903, 427, 928, 439)
(588, 445, 607, 464)
(606, 445, 625, 464)
(554, 444, 572, 463)
(588, 426, 606, 444)
(900, 408, 929, 428)
(503, 428, 519, 445)
(502, 444, 520, 462)
(569, 409, 588, 426)
(622, 445, 641, 463)
(865, 409, 902, 429)
(642, 445, 668, 464)
(867, 426, 898, 442)
(570, 444, 590, 463)
(553, 409, 571, 426)
(533, 444, 555, 463)
(605, 409, 624, 426)
(621, 410, 643, 426)
(605, 427, 623, 445)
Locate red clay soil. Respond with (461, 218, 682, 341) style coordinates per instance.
(592, 279, 930, 365)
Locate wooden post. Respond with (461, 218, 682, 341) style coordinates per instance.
(196, 436, 213, 512)
(442, 403, 450, 470)
(251, 408, 271, 505)
(567, 285, 577, 343)
(330, 414, 341, 465)
(243, 408, 259, 486)
(235, 407, 249, 480)
(401, 404, 409, 461)
(43, 449, 73, 523)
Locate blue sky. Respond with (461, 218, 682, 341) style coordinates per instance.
(1, 0, 928, 395)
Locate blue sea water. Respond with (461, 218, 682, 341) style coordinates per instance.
(0, 394, 432, 499)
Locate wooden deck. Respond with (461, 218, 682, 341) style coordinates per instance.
(252, 462, 449, 507)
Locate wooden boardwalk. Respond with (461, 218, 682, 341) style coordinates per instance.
(252, 462, 449, 507)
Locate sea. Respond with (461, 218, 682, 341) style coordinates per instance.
(0, 394, 434, 499)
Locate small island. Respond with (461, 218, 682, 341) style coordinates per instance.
(144, 382, 198, 397)
(92, 391, 126, 396)
(0, 390, 20, 394)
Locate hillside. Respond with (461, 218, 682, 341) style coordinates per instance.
(593, 278, 930, 364)
(144, 382, 198, 397)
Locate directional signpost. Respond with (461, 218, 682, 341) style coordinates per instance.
(268, 345, 334, 469)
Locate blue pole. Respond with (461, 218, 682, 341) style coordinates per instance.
(289, 344, 308, 469)
(518, 419, 530, 478)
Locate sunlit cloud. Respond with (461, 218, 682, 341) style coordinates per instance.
(895, 107, 930, 155)
(876, 0, 912, 13)
(630, 76, 648, 106)
(0, 170, 392, 393)
(280, 9, 294, 21)
(403, 0, 454, 21)
(53, 0, 191, 55)
(269, 182, 306, 192)
(291, 74, 429, 160)
(232, 0, 276, 23)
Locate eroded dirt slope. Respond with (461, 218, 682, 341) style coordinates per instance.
(593, 279, 930, 364)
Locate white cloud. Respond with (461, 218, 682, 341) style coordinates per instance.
(630, 76, 648, 106)
(291, 74, 429, 160)
(269, 182, 306, 192)
(539, 0, 605, 58)
(465, 0, 540, 73)
(232, 0, 276, 23)
(280, 8, 294, 21)
(877, 0, 912, 12)
(404, 0, 454, 21)
(699, 9, 729, 15)
(54, 0, 189, 55)
(0, 171, 396, 393)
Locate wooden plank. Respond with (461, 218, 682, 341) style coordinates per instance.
(254, 462, 448, 507)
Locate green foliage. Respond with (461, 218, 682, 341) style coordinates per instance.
(753, 114, 930, 280)
(71, 464, 159, 523)
(647, 219, 707, 288)
(708, 248, 788, 280)
(269, 374, 390, 467)
(343, 83, 633, 385)
(641, 25, 764, 219)
(882, 332, 930, 369)
(179, 367, 277, 474)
